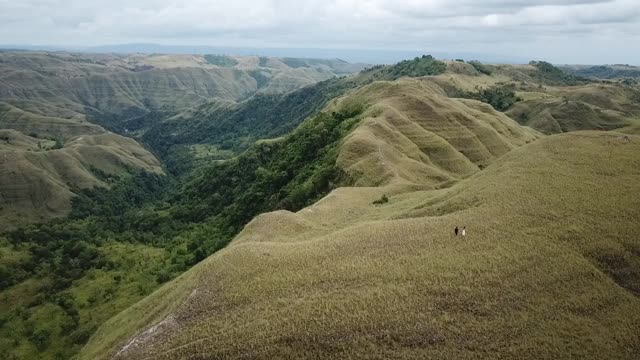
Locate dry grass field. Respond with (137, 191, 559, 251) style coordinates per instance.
(80, 76, 640, 359)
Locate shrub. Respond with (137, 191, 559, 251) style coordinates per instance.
(529, 60, 588, 85)
(204, 55, 238, 67)
(30, 329, 50, 351)
(52, 138, 64, 150)
(372, 194, 389, 205)
(469, 61, 493, 75)
(451, 84, 518, 111)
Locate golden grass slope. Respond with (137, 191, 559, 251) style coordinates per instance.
(82, 131, 640, 360)
(0, 132, 162, 229)
(0, 101, 102, 140)
(506, 84, 640, 134)
(0, 93, 165, 228)
(80, 78, 640, 360)
(334, 79, 539, 187)
(432, 62, 640, 135)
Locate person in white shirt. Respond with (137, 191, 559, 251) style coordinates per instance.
(461, 226, 466, 237)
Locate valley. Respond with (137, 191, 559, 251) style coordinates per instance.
(0, 53, 639, 360)
(0, 52, 367, 228)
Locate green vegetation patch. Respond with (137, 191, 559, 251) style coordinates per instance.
(204, 54, 239, 67)
(363, 55, 447, 80)
(282, 58, 310, 68)
(248, 69, 271, 89)
(562, 65, 640, 80)
(469, 60, 493, 75)
(530, 60, 588, 85)
(0, 241, 168, 359)
(143, 76, 359, 163)
(190, 144, 234, 160)
(453, 84, 520, 111)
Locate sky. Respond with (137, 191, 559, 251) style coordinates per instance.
(1, 0, 639, 64)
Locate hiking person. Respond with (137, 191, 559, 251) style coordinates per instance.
(454, 226, 459, 236)
(461, 227, 466, 237)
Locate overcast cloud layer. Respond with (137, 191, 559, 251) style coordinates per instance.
(1, 0, 639, 64)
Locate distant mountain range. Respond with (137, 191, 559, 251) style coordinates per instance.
(0, 43, 531, 64)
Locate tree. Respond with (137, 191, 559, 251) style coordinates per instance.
(30, 329, 50, 351)
(52, 138, 64, 150)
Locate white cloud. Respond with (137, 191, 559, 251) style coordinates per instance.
(1, 0, 639, 63)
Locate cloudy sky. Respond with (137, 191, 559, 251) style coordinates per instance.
(1, 0, 639, 64)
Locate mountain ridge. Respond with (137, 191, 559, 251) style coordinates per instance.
(81, 95, 640, 359)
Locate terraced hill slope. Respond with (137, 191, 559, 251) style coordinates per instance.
(333, 79, 538, 187)
(75, 77, 638, 359)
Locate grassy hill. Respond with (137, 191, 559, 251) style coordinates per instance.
(505, 83, 640, 134)
(0, 52, 366, 128)
(426, 61, 640, 134)
(81, 127, 640, 359)
(0, 85, 162, 228)
(0, 131, 162, 227)
(0, 52, 367, 228)
(84, 76, 640, 359)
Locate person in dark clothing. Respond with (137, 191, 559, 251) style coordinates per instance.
(454, 226, 459, 236)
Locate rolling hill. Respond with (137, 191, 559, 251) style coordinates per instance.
(0, 117, 162, 228)
(2, 55, 639, 359)
(0, 51, 367, 228)
(427, 61, 640, 134)
(0, 130, 162, 226)
(80, 74, 640, 359)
